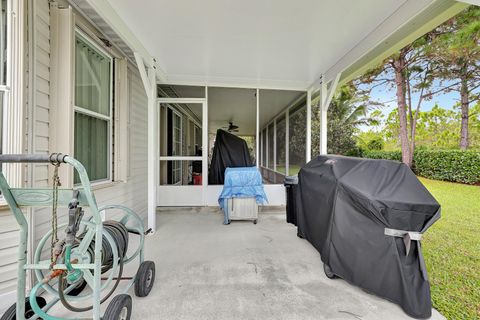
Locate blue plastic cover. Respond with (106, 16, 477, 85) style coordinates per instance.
(218, 167, 268, 209)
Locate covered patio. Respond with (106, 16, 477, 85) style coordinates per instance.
(78, 0, 470, 232)
(0, 0, 476, 318)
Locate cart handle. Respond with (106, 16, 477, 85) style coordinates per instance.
(0, 153, 68, 164)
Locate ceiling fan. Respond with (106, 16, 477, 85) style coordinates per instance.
(222, 121, 239, 133)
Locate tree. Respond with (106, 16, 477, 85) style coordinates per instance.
(312, 84, 380, 156)
(469, 102, 480, 148)
(380, 104, 480, 150)
(359, 35, 436, 167)
(427, 6, 480, 150)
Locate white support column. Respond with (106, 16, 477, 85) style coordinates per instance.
(319, 106, 328, 155)
(203, 87, 208, 204)
(273, 120, 277, 172)
(306, 90, 312, 162)
(147, 67, 157, 231)
(135, 52, 158, 232)
(319, 79, 327, 155)
(319, 73, 341, 155)
(285, 110, 289, 176)
(256, 88, 259, 167)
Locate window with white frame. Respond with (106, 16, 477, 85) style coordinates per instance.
(73, 31, 113, 184)
(0, 0, 7, 156)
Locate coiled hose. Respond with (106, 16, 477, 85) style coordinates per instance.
(58, 220, 129, 312)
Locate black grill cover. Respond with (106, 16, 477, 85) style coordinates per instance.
(208, 129, 253, 185)
(296, 155, 440, 319)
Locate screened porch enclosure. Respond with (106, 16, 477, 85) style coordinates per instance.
(155, 84, 314, 206)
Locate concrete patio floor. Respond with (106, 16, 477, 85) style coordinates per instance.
(131, 208, 444, 320)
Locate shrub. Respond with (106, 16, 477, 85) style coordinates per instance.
(363, 150, 402, 161)
(413, 150, 480, 185)
(367, 138, 384, 150)
(363, 150, 480, 184)
(345, 146, 364, 157)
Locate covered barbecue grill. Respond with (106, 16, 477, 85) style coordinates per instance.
(209, 129, 253, 185)
(296, 155, 441, 319)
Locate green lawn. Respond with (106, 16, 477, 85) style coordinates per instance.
(420, 178, 480, 319)
(274, 165, 302, 175)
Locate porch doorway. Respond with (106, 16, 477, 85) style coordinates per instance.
(157, 98, 207, 206)
(155, 85, 307, 208)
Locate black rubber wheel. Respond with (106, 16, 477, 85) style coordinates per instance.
(134, 261, 156, 297)
(253, 219, 257, 224)
(103, 294, 132, 320)
(1, 297, 47, 320)
(323, 263, 337, 279)
(63, 279, 87, 296)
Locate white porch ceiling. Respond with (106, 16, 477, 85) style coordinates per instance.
(105, 0, 412, 89)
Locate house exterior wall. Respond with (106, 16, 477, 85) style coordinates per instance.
(0, 0, 148, 311)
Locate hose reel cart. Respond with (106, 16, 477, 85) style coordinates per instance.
(0, 154, 155, 320)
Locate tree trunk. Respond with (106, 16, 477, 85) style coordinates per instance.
(393, 54, 413, 167)
(459, 68, 469, 150)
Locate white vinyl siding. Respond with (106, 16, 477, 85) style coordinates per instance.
(0, 1, 149, 311)
(0, 0, 18, 309)
(32, 0, 59, 258)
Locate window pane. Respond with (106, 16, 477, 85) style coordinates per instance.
(160, 103, 203, 157)
(268, 123, 274, 169)
(159, 160, 202, 186)
(195, 125, 202, 155)
(288, 104, 306, 175)
(75, 35, 111, 116)
(276, 116, 286, 173)
(74, 113, 109, 183)
(0, 0, 7, 85)
(0, 91, 3, 155)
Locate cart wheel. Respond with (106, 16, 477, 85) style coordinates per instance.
(253, 219, 257, 224)
(63, 279, 87, 296)
(134, 261, 156, 297)
(103, 294, 132, 320)
(1, 297, 47, 320)
(323, 263, 337, 279)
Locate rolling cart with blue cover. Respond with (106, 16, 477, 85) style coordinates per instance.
(218, 167, 268, 224)
(0, 154, 155, 320)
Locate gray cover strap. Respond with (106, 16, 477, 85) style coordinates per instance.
(384, 228, 423, 256)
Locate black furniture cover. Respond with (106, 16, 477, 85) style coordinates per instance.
(296, 155, 440, 319)
(208, 129, 253, 185)
(284, 175, 299, 226)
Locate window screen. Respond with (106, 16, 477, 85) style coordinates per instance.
(288, 104, 306, 175)
(276, 115, 286, 174)
(74, 33, 112, 183)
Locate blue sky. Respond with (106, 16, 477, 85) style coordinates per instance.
(359, 80, 466, 132)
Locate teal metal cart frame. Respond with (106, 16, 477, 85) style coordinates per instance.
(0, 154, 146, 320)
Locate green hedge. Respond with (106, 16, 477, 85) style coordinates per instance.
(363, 150, 480, 184)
